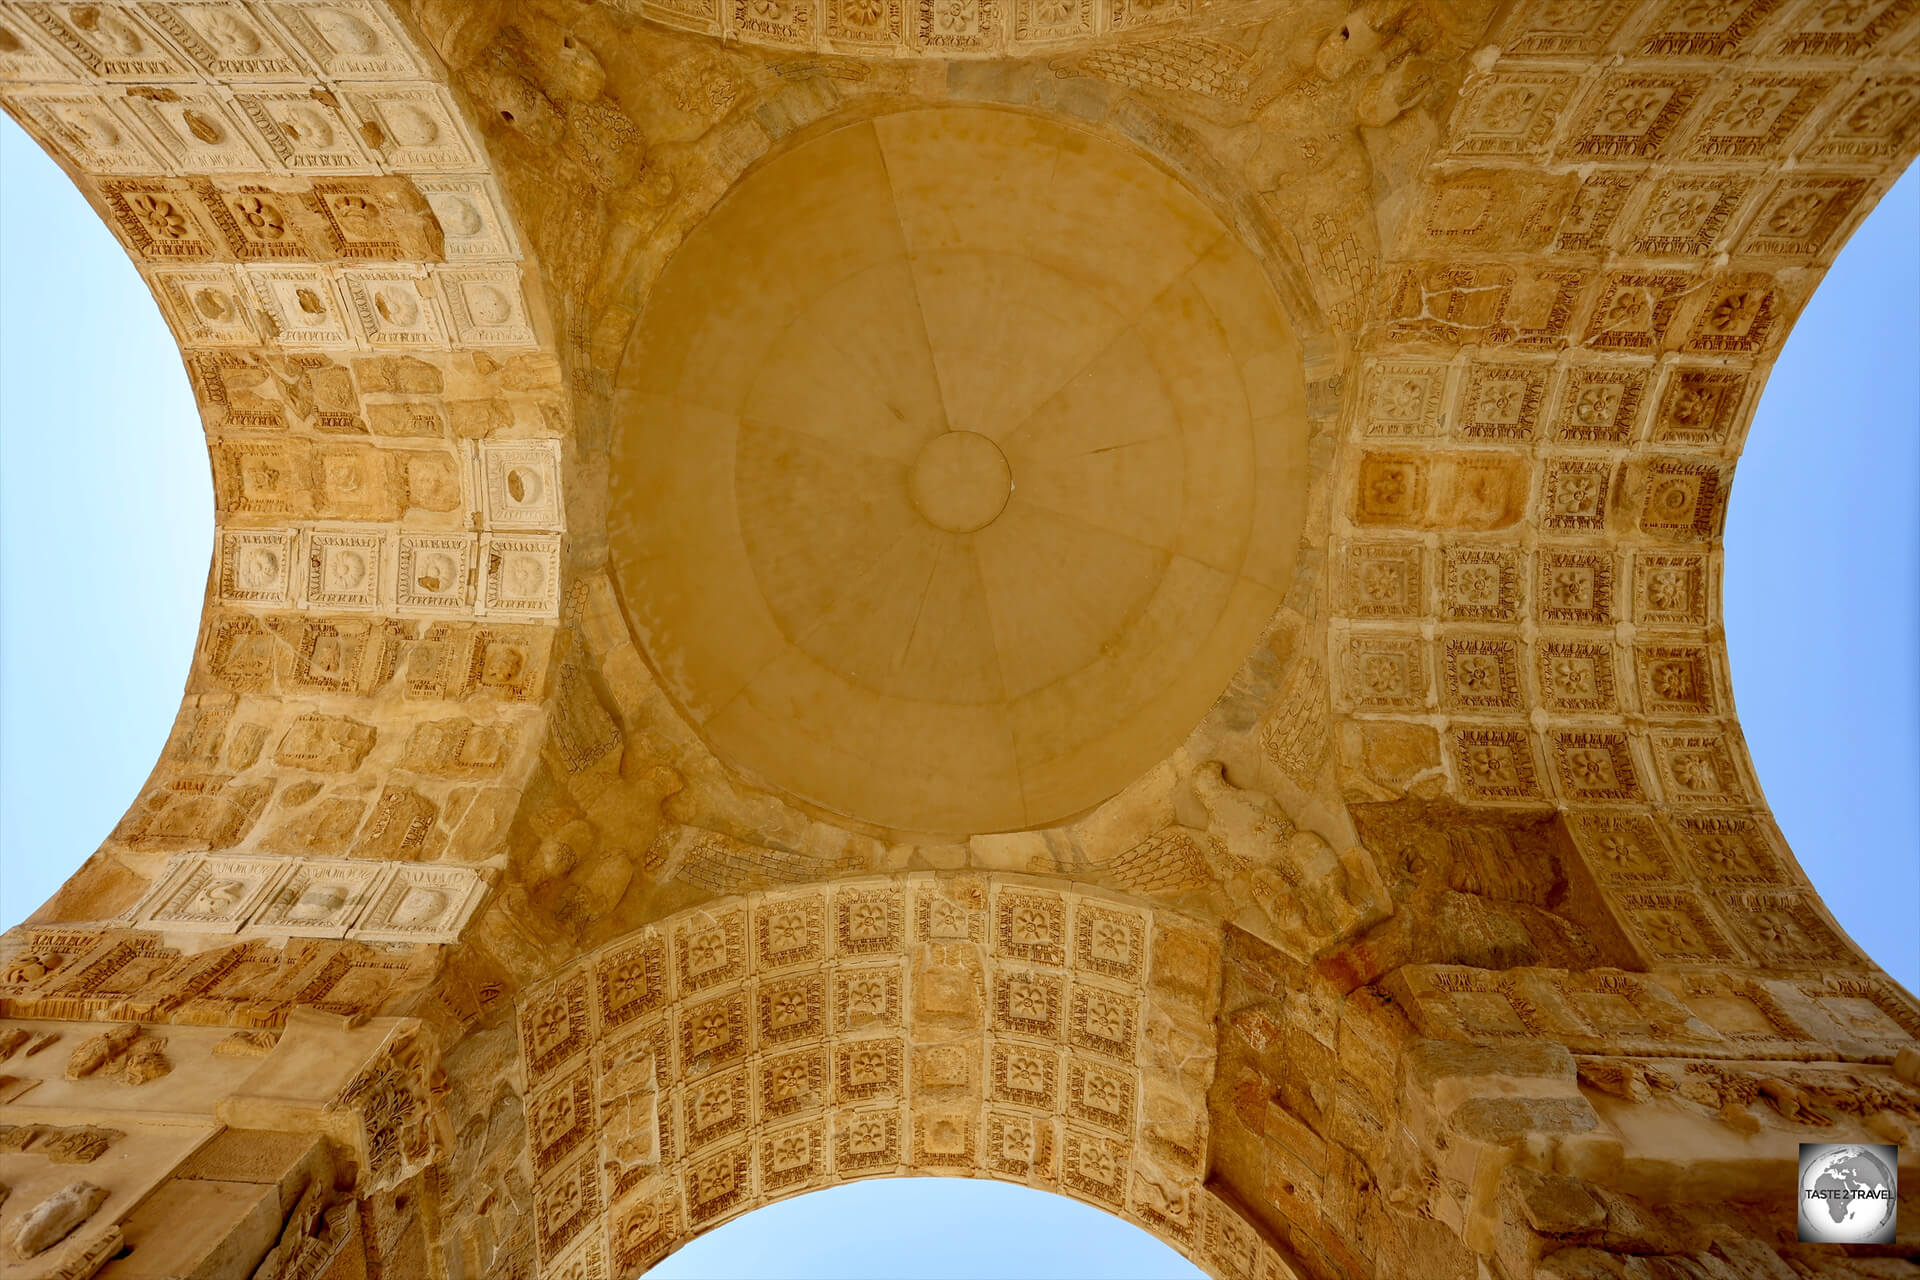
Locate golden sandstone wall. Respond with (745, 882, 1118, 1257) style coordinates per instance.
(0, 0, 1919, 1277)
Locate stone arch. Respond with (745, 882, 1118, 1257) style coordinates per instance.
(0, 0, 574, 927)
(511, 872, 1285, 1280)
(1317, 0, 1920, 984)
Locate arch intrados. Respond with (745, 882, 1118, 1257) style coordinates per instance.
(511, 872, 1279, 1278)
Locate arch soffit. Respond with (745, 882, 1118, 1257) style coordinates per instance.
(513, 872, 1271, 1280)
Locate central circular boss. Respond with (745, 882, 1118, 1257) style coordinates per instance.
(910, 431, 1013, 534)
(608, 107, 1308, 838)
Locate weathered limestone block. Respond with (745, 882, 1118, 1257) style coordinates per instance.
(6, 1181, 107, 1259)
(112, 777, 274, 853)
(273, 716, 376, 775)
(400, 718, 517, 778)
(350, 786, 439, 861)
(1193, 764, 1391, 962)
(1352, 450, 1532, 530)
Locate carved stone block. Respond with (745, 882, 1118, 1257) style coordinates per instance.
(1552, 363, 1648, 446)
(1448, 73, 1577, 157)
(1549, 730, 1647, 804)
(1456, 362, 1548, 440)
(217, 529, 297, 607)
(1340, 632, 1427, 712)
(1582, 270, 1691, 352)
(1635, 643, 1718, 717)
(1067, 981, 1136, 1062)
(415, 176, 521, 260)
(265, 0, 424, 78)
(1441, 635, 1524, 714)
(1650, 730, 1750, 806)
(1684, 276, 1780, 355)
(1686, 74, 1834, 161)
(1540, 458, 1610, 533)
(233, 88, 372, 173)
(1652, 367, 1749, 448)
(1553, 172, 1636, 254)
(341, 269, 444, 346)
(1640, 0, 1785, 56)
(124, 86, 268, 174)
(1568, 810, 1677, 885)
(725, 0, 816, 48)
(833, 964, 902, 1033)
(1537, 638, 1618, 714)
(303, 530, 384, 610)
(1633, 550, 1712, 626)
(1803, 74, 1920, 163)
(1010, 0, 1091, 46)
(1612, 887, 1740, 964)
(1449, 726, 1545, 802)
(1565, 73, 1708, 160)
(754, 895, 826, 971)
(0, 11, 82, 81)
(274, 714, 376, 772)
(1741, 175, 1868, 259)
(1342, 541, 1424, 619)
(479, 439, 563, 530)
(1635, 460, 1728, 541)
(103, 180, 220, 260)
(1502, 0, 1638, 57)
(1441, 544, 1523, 623)
(138, 855, 289, 933)
(1717, 889, 1847, 969)
(993, 888, 1066, 967)
(344, 85, 480, 171)
(151, 265, 258, 346)
(1628, 173, 1751, 257)
(991, 970, 1064, 1039)
(19, 3, 196, 78)
(248, 266, 355, 348)
(348, 865, 487, 944)
(1362, 362, 1448, 438)
(396, 533, 475, 612)
(479, 533, 561, 619)
(1668, 811, 1784, 885)
(138, 3, 307, 78)
(250, 860, 386, 937)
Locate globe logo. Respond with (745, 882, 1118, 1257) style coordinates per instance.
(1798, 1143, 1898, 1244)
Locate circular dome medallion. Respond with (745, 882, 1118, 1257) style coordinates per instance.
(610, 107, 1309, 838)
(910, 431, 1012, 534)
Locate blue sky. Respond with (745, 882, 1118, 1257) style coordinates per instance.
(646, 1177, 1204, 1278)
(1723, 163, 1920, 987)
(0, 112, 1913, 1276)
(1, 116, 209, 924)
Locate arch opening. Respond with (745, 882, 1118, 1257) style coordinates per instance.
(1724, 161, 1920, 988)
(0, 110, 211, 930)
(640, 1176, 1207, 1279)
